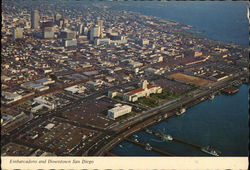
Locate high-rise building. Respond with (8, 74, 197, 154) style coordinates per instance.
(13, 28, 23, 39)
(54, 13, 62, 22)
(96, 19, 103, 37)
(77, 24, 84, 36)
(89, 25, 100, 41)
(31, 10, 40, 29)
(43, 27, 54, 39)
(60, 31, 76, 39)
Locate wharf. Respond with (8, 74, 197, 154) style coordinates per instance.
(146, 129, 202, 149)
(222, 87, 239, 94)
(172, 137, 202, 149)
(124, 138, 175, 156)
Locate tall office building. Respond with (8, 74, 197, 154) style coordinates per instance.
(77, 24, 84, 36)
(96, 19, 103, 37)
(54, 13, 62, 22)
(89, 25, 100, 41)
(43, 27, 54, 39)
(13, 28, 23, 39)
(31, 10, 40, 29)
(60, 31, 76, 39)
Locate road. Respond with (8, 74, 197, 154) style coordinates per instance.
(1, 72, 247, 155)
(86, 72, 247, 155)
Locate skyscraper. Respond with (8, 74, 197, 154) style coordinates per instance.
(89, 25, 100, 41)
(96, 19, 103, 37)
(77, 24, 84, 36)
(31, 10, 40, 29)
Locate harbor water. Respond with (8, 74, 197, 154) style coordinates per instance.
(111, 84, 249, 156)
(110, 1, 249, 156)
(110, 1, 249, 46)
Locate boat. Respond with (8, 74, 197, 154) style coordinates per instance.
(145, 129, 153, 134)
(165, 135, 173, 141)
(119, 144, 123, 148)
(176, 108, 186, 116)
(164, 113, 168, 118)
(151, 129, 173, 142)
(158, 131, 173, 141)
(134, 138, 139, 143)
(145, 143, 152, 151)
(201, 146, 220, 156)
(209, 94, 215, 100)
(133, 135, 138, 138)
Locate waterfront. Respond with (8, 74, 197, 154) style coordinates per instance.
(110, 1, 249, 46)
(111, 84, 249, 156)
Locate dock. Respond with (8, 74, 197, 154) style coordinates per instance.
(222, 87, 239, 94)
(124, 138, 175, 156)
(172, 137, 202, 149)
(145, 129, 202, 150)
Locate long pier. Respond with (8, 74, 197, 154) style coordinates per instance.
(124, 138, 175, 156)
(146, 129, 202, 150)
(172, 137, 202, 149)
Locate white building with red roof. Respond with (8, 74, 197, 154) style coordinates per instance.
(108, 80, 162, 102)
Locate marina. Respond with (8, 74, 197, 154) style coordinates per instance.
(145, 128, 220, 156)
(124, 138, 175, 156)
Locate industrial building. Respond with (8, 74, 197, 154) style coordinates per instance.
(107, 104, 132, 119)
(1, 91, 23, 104)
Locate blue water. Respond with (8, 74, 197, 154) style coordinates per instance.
(111, 1, 249, 46)
(110, 1, 249, 156)
(111, 85, 249, 156)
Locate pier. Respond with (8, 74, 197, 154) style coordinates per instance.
(124, 138, 175, 156)
(172, 137, 202, 149)
(146, 128, 202, 149)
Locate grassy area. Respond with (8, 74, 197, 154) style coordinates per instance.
(135, 97, 159, 108)
(151, 90, 180, 100)
(132, 90, 181, 108)
(115, 112, 136, 121)
(113, 96, 123, 101)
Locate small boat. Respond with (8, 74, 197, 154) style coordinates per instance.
(133, 135, 138, 138)
(164, 135, 173, 141)
(209, 94, 215, 100)
(134, 138, 139, 143)
(176, 108, 186, 116)
(201, 146, 220, 156)
(145, 143, 152, 151)
(145, 129, 152, 134)
(119, 144, 123, 148)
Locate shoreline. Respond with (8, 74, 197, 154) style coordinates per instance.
(110, 5, 248, 48)
(90, 74, 248, 156)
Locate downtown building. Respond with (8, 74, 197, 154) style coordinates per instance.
(13, 28, 23, 39)
(31, 10, 40, 29)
